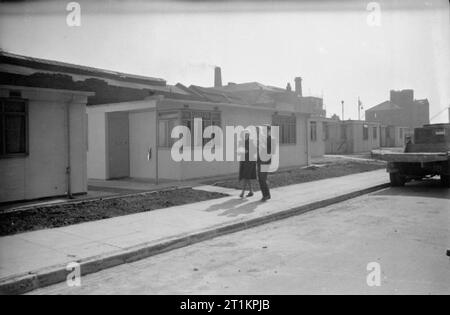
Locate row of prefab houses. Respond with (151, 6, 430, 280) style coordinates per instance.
(310, 118, 412, 158)
(0, 52, 413, 203)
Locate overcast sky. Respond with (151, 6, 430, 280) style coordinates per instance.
(1, 0, 449, 122)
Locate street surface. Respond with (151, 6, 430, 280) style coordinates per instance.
(30, 179, 450, 295)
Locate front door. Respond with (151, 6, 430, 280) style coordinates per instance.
(107, 112, 130, 179)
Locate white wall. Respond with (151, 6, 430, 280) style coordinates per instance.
(87, 110, 107, 179)
(87, 99, 157, 180)
(86, 98, 311, 182)
(279, 115, 309, 167)
(0, 86, 89, 202)
(349, 122, 381, 153)
(176, 104, 309, 180)
(324, 121, 347, 154)
(158, 148, 183, 181)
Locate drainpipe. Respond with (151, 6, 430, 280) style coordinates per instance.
(66, 97, 73, 199)
(155, 105, 159, 185)
(306, 116, 311, 166)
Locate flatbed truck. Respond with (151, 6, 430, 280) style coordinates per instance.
(372, 123, 450, 187)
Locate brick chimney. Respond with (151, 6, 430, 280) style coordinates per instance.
(214, 66, 222, 88)
(294, 77, 302, 97)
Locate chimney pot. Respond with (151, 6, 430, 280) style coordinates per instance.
(286, 83, 292, 91)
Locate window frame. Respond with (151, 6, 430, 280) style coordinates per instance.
(273, 114, 296, 145)
(373, 126, 378, 140)
(181, 109, 222, 148)
(0, 97, 29, 159)
(158, 109, 222, 149)
(158, 111, 180, 148)
(363, 124, 369, 140)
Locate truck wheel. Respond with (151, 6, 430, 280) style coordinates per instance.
(441, 175, 450, 188)
(390, 173, 406, 187)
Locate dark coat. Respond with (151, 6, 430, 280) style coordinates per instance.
(257, 135, 272, 166)
(239, 139, 257, 180)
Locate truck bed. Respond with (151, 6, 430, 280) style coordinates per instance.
(371, 150, 450, 163)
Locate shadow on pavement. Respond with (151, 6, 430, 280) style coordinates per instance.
(205, 198, 247, 212)
(219, 201, 261, 217)
(373, 178, 450, 200)
(205, 197, 261, 217)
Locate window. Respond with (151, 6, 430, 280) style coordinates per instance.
(181, 110, 221, 147)
(310, 121, 317, 142)
(363, 124, 369, 140)
(0, 98, 28, 157)
(158, 112, 179, 147)
(399, 128, 404, 140)
(373, 127, 378, 139)
(273, 114, 296, 145)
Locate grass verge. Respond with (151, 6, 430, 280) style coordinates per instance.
(0, 188, 227, 236)
(208, 158, 386, 191)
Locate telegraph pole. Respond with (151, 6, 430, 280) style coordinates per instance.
(341, 100, 345, 120)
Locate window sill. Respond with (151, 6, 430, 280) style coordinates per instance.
(279, 143, 297, 146)
(0, 153, 29, 159)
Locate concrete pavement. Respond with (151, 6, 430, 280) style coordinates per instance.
(0, 170, 389, 294)
(30, 180, 449, 295)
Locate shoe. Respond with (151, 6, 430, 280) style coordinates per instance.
(239, 192, 245, 198)
(247, 192, 254, 197)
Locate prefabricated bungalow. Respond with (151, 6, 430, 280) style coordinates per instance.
(0, 51, 170, 202)
(324, 120, 381, 154)
(0, 85, 92, 203)
(380, 125, 413, 148)
(87, 74, 320, 181)
(1, 52, 323, 191)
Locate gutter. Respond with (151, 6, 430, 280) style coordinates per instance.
(155, 102, 159, 185)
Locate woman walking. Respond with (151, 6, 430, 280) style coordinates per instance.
(238, 130, 257, 198)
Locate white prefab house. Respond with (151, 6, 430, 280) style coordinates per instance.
(324, 120, 381, 154)
(87, 96, 313, 181)
(380, 125, 413, 148)
(0, 85, 92, 203)
(0, 52, 321, 187)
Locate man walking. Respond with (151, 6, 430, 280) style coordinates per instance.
(257, 125, 272, 202)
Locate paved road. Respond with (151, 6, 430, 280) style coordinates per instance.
(30, 180, 450, 295)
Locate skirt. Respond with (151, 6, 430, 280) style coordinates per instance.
(239, 161, 257, 180)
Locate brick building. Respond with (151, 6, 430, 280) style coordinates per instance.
(365, 89, 429, 129)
